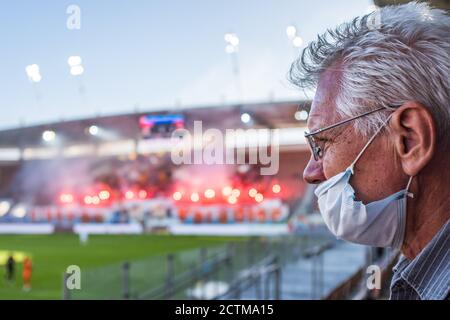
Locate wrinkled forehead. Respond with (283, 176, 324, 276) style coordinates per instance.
(307, 67, 343, 132)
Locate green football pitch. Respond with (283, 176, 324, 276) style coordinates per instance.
(0, 234, 247, 300)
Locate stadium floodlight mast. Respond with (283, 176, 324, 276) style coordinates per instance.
(224, 32, 243, 102)
(286, 25, 297, 40)
(286, 25, 304, 54)
(68, 55, 89, 112)
(224, 33, 239, 53)
(25, 64, 42, 83)
(25, 63, 44, 115)
(68, 55, 84, 76)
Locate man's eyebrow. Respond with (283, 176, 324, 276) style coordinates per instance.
(307, 119, 327, 134)
(310, 126, 342, 140)
(313, 132, 330, 140)
(307, 114, 332, 134)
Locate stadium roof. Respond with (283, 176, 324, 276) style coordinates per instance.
(0, 100, 311, 149)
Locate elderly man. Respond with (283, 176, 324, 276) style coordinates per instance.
(289, 2, 449, 300)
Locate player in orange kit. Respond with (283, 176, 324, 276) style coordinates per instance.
(22, 257, 32, 291)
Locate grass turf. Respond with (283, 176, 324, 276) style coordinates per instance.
(0, 234, 246, 299)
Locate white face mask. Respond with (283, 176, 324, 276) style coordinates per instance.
(314, 116, 413, 249)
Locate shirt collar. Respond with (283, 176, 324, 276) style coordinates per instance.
(393, 219, 450, 300)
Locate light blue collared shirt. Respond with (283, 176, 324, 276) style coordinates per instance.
(390, 219, 450, 300)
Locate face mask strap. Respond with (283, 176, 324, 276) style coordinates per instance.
(406, 175, 414, 198)
(350, 114, 393, 171)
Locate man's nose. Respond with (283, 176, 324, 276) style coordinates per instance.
(303, 157, 326, 184)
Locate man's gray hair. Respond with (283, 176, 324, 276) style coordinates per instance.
(289, 2, 450, 141)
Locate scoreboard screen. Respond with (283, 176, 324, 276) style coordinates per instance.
(139, 114, 185, 138)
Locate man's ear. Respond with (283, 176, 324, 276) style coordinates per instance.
(390, 102, 436, 176)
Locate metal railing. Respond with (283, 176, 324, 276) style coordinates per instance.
(214, 255, 282, 300)
(63, 234, 333, 300)
(139, 246, 233, 300)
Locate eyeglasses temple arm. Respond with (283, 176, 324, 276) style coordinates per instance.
(304, 107, 387, 137)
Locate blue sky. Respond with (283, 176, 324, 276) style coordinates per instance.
(0, 0, 374, 129)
